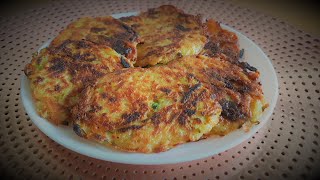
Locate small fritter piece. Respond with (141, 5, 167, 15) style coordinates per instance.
(50, 16, 140, 63)
(201, 19, 240, 61)
(167, 55, 267, 135)
(120, 5, 207, 67)
(24, 40, 133, 125)
(72, 66, 222, 153)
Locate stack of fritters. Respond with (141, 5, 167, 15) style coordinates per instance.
(25, 5, 267, 153)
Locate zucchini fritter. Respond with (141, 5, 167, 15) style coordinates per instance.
(167, 55, 267, 135)
(50, 16, 140, 63)
(120, 5, 207, 67)
(71, 54, 266, 152)
(24, 40, 133, 124)
(71, 66, 222, 153)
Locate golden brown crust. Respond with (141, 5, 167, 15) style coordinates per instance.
(167, 55, 264, 135)
(71, 64, 222, 153)
(51, 16, 140, 63)
(71, 54, 265, 152)
(25, 40, 132, 125)
(120, 5, 207, 67)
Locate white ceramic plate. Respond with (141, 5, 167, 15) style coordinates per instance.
(20, 12, 278, 165)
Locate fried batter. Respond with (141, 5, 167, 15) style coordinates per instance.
(24, 40, 133, 124)
(120, 5, 207, 67)
(71, 66, 222, 153)
(71, 54, 266, 152)
(167, 55, 266, 135)
(50, 16, 140, 63)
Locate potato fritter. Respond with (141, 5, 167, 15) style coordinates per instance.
(24, 40, 133, 125)
(50, 16, 140, 63)
(120, 5, 207, 67)
(71, 66, 222, 153)
(167, 55, 267, 135)
(71, 54, 266, 152)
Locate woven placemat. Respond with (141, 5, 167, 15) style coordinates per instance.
(0, 0, 319, 179)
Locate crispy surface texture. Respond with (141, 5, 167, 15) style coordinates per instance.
(167, 55, 266, 135)
(51, 16, 140, 63)
(71, 55, 266, 152)
(120, 5, 207, 67)
(72, 65, 222, 153)
(24, 40, 133, 125)
(25, 5, 267, 153)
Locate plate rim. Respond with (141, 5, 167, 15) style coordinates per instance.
(20, 11, 279, 165)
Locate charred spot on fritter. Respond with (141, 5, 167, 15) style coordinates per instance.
(49, 58, 66, 73)
(220, 99, 245, 121)
(181, 83, 201, 103)
(111, 40, 132, 56)
(151, 113, 161, 125)
(75, 40, 91, 49)
(108, 97, 117, 102)
(121, 24, 139, 41)
(122, 112, 141, 124)
(177, 109, 196, 125)
(184, 109, 196, 116)
(238, 85, 251, 93)
(50, 39, 71, 54)
(177, 52, 183, 58)
(120, 56, 131, 68)
(101, 93, 108, 99)
(34, 76, 44, 84)
(118, 125, 144, 133)
(72, 52, 96, 62)
(90, 27, 106, 33)
(209, 71, 222, 81)
(54, 85, 61, 92)
(73, 124, 86, 137)
(88, 105, 102, 113)
(222, 48, 239, 61)
(204, 41, 219, 56)
(159, 88, 171, 94)
(176, 24, 191, 32)
(239, 49, 244, 59)
(240, 62, 257, 72)
(51, 40, 95, 61)
(224, 78, 252, 94)
(224, 79, 234, 89)
(177, 115, 186, 125)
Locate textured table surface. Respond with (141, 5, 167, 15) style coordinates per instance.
(0, 0, 319, 179)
